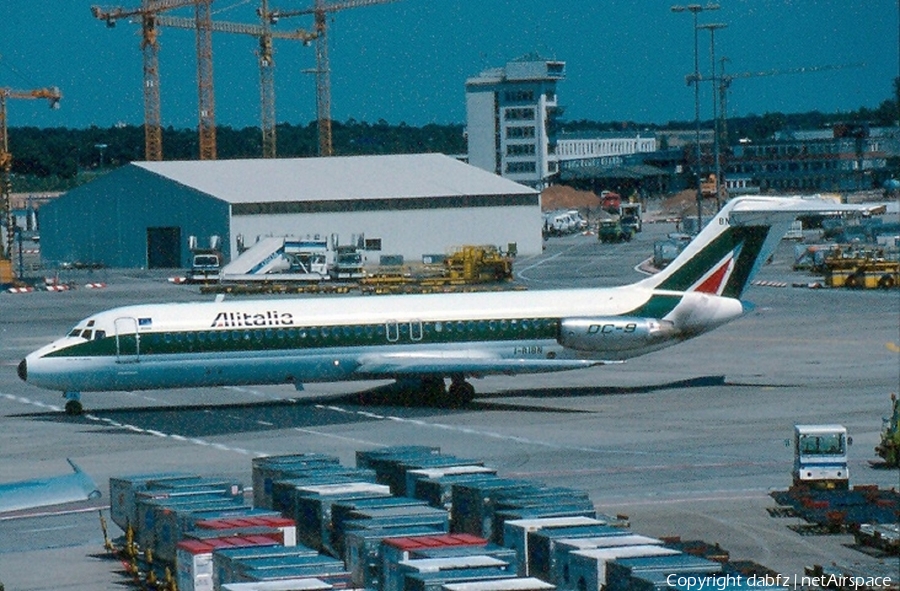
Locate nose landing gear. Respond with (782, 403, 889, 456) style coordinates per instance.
(64, 392, 83, 416)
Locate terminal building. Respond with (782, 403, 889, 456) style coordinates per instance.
(465, 54, 565, 189)
(39, 153, 541, 269)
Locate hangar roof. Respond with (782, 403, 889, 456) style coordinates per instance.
(134, 153, 536, 204)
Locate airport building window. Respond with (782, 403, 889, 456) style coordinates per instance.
(507, 126, 536, 139)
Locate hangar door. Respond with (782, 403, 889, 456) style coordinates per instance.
(147, 226, 181, 268)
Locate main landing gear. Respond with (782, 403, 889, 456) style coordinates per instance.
(397, 376, 477, 407)
(64, 392, 83, 416)
(448, 375, 476, 405)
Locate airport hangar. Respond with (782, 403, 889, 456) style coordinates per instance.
(39, 153, 542, 269)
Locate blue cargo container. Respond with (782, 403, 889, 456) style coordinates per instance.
(605, 554, 722, 591)
(526, 525, 627, 581)
(413, 473, 502, 511)
(109, 472, 198, 530)
(402, 567, 517, 591)
(450, 478, 537, 539)
(251, 454, 342, 509)
(346, 525, 446, 588)
(213, 544, 321, 588)
(385, 555, 513, 591)
(290, 483, 392, 553)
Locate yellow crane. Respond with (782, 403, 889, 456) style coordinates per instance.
(154, 7, 316, 158)
(266, 0, 400, 156)
(92, 0, 215, 160)
(0, 87, 61, 271)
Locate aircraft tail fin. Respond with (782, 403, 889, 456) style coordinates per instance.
(637, 196, 871, 299)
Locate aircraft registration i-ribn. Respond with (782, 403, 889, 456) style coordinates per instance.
(18, 196, 870, 415)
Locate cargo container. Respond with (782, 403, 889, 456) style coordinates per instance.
(196, 515, 296, 546)
(342, 509, 451, 543)
(226, 554, 346, 588)
(270, 473, 378, 515)
(331, 496, 431, 552)
(236, 563, 351, 588)
(346, 526, 446, 588)
(562, 546, 680, 591)
(527, 525, 628, 582)
(550, 535, 662, 585)
(381, 534, 490, 588)
(412, 472, 503, 511)
(501, 517, 606, 577)
(290, 483, 393, 552)
(381, 554, 515, 591)
(450, 479, 536, 538)
(251, 454, 342, 509)
(109, 472, 197, 530)
(356, 446, 442, 471)
(416, 544, 517, 565)
(135, 494, 248, 555)
(405, 466, 497, 502)
(605, 554, 721, 591)
(402, 568, 517, 591)
(152, 503, 273, 563)
(492, 501, 597, 545)
(385, 555, 512, 591)
(175, 535, 283, 591)
(378, 455, 486, 496)
(214, 544, 322, 589)
(442, 578, 555, 591)
(221, 578, 333, 591)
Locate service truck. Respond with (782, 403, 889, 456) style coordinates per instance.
(792, 424, 850, 490)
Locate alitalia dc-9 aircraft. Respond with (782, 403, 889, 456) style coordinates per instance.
(19, 197, 869, 415)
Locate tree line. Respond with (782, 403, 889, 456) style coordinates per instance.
(7, 96, 898, 192)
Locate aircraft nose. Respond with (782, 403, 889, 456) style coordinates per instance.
(17, 358, 27, 382)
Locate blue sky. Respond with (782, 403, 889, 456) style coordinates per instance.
(1, 1, 896, 130)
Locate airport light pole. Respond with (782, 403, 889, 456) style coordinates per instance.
(698, 22, 727, 211)
(671, 3, 719, 230)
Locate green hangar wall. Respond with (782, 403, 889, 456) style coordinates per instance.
(40, 165, 230, 268)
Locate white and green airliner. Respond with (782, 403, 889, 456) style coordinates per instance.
(19, 196, 865, 414)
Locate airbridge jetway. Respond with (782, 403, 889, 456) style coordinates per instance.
(220, 236, 332, 282)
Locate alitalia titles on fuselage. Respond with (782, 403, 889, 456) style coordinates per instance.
(211, 310, 295, 328)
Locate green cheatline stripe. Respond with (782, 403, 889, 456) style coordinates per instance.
(625, 294, 683, 318)
(44, 317, 562, 359)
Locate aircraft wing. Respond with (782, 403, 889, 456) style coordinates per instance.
(356, 351, 619, 376)
(0, 459, 101, 513)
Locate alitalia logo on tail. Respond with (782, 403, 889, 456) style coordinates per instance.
(691, 242, 741, 296)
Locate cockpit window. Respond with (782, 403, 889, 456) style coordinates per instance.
(82, 330, 93, 340)
(94, 330, 106, 340)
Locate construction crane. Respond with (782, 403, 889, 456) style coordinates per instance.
(0, 87, 61, 267)
(154, 8, 316, 158)
(266, 0, 400, 156)
(92, 0, 216, 160)
(716, 61, 865, 149)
